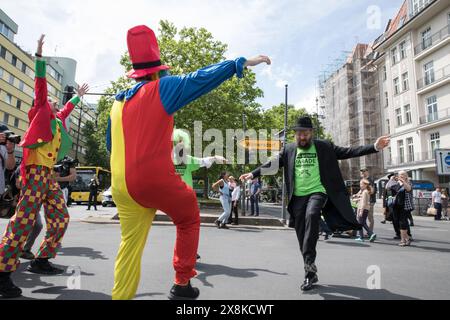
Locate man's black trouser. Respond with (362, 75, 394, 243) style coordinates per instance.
(289, 193, 327, 275)
(87, 192, 97, 210)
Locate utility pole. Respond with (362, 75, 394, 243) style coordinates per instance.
(281, 84, 288, 223)
(241, 113, 247, 216)
(74, 97, 84, 161)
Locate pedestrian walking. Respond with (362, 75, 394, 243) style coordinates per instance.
(87, 177, 99, 211)
(393, 171, 414, 247)
(431, 187, 442, 220)
(354, 179, 377, 243)
(229, 177, 241, 225)
(212, 172, 232, 229)
(250, 178, 261, 216)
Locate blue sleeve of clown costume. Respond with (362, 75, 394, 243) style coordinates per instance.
(159, 57, 247, 115)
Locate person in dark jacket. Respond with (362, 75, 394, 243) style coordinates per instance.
(240, 116, 390, 291)
(87, 177, 99, 211)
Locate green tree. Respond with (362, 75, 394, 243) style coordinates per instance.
(81, 120, 109, 169)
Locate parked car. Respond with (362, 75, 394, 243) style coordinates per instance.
(102, 187, 115, 207)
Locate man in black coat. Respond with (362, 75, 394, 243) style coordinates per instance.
(240, 116, 390, 291)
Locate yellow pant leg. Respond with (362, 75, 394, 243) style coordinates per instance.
(112, 198, 156, 300)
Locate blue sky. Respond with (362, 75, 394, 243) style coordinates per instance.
(2, 0, 403, 112)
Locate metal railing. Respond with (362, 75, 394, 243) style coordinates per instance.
(414, 24, 450, 56)
(417, 64, 450, 90)
(419, 107, 450, 125)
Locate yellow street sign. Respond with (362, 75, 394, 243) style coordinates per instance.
(239, 139, 281, 150)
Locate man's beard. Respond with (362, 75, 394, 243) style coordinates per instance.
(297, 140, 312, 149)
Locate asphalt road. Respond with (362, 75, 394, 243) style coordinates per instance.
(0, 204, 449, 300)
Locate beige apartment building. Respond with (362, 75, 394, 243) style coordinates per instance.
(373, 0, 450, 186)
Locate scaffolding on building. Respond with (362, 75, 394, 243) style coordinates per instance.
(317, 45, 383, 180)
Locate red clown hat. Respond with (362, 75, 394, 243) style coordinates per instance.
(126, 25, 170, 79)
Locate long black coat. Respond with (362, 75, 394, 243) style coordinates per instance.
(251, 139, 379, 231)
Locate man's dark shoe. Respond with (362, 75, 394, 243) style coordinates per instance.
(0, 274, 22, 299)
(380, 220, 386, 224)
(219, 223, 229, 229)
(196, 254, 201, 260)
(393, 235, 401, 240)
(19, 250, 35, 260)
(169, 281, 200, 300)
(301, 274, 318, 291)
(214, 220, 220, 228)
(27, 259, 64, 275)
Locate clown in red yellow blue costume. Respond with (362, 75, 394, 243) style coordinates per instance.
(108, 25, 270, 300)
(0, 35, 89, 298)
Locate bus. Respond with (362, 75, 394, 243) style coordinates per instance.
(70, 167, 111, 204)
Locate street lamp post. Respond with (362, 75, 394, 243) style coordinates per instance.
(74, 97, 84, 161)
(281, 84, 288, 223)
(241, 112, 247, 216)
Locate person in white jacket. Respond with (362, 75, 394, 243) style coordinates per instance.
(229, 176, 241, 225)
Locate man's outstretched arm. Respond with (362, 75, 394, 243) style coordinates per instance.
(333, 135, 390, 160)
(159, 55, 271, 115)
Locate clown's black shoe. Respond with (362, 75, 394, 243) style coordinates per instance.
(27, 259, 64, 275)
(0, 273, 22, 298)
(168, 281, 200, 300)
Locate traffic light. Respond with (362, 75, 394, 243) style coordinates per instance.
(63, 85, 74, 104)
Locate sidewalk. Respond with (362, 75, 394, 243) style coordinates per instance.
(80, 209, 290, 230)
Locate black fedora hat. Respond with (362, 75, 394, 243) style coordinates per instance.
(291, 116, 314, 131)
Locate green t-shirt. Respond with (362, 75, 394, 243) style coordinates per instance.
(174, 155, 201, 187)
(294, 145, 326, 197)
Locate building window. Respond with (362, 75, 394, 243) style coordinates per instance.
(0, 46, 6, 59)
(3, 113, 9, 125)
(398, 140, 405, 164)
(11, 55, 17, 67)
(426, 95, 438, 122)
(391, 47, 398, 65)
(424, 61, 434, 85)
(8, 74, 14, 86)
(396, 108, 403, 126)
(407, 137, 414, 162)
(0, 67, 3, 79)
(4, 93, 12, 105)
(21, 63, 27, 73)
(14, 118, 19, 128)
(18, 80, 24, 91)
(421, 27, 432, 50)
(16, 99, 21, 109)
(402, 72, 409, 91)
(404, 104, 412, 124)
(393, 77, 400, 95)
(399, 41, 407, 59)
(386, 119, 390, 134)
(383, 66, 387, 81)
(430, 132, 440, 159)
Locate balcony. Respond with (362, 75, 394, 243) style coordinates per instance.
(419, 107, 450, 125)
(417, 64, 450, 94)
(386, 150, 436, 168)
(414, 24, 450, 57)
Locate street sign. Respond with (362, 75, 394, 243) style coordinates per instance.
(435, 149, 450, 176)
(239, 138, 281, 150)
